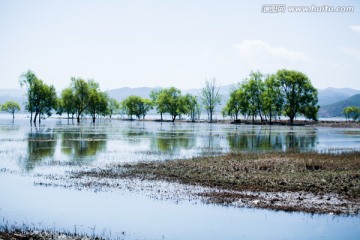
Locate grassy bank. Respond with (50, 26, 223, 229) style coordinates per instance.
(76, 151, 360, 214)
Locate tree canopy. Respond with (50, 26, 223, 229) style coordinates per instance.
(1, 101, 21, 119)
(343, 106, 360, 121)
(276, 69, 319, 124)
(19, 70, 57, 124)
(122, 95, 153, 120)
(223, 69, 318, 124)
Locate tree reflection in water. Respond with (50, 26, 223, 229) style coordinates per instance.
(227, 126, 317, 152)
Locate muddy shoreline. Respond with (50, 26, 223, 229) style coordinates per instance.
(0, 230, 103, 240)
(72, 152, 360, 215)
(140, 118, 360, 128)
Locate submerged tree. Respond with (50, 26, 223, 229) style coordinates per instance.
(222, 85, 248, 121)
(86, 80, 108, 123)
(157, 87, 189, 122)
(58, 87, 76, 119)
(201, 78, 221, 123)
(1, 101, 21, 119)
(108, 98, 120, 118)
(19, 70, 38, 123)
(150, 88, 165, 121)
(184, 94, 201, 122)
(19, 70, 57, 124)
(70, 77, 90, 123)
(121, 95, 153, 120)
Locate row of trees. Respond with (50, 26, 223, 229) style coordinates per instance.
(121, 79, 220, 122)
(343, 106, 360, 121)
(18, 70, 221, 123)
(222, 69, 319, 124)
(14, 69, 320, 124)
(19, 70, 119, 124)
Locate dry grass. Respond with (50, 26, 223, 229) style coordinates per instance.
(116, 151, 360, 199)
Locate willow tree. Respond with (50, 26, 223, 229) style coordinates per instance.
(1, 101, 20, 119)
(19, 70, 37, 123)
(276, 69, 318, 124)
(59, 87, 76, 119)
(157, 87, 189, 122)
(19, 70, 57, 124)
(262, 74, 283, 123)
(70, 77, 90, 123)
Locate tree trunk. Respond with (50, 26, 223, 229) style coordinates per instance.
(160, 112, 163, 121)
(33, 112, 38, 123)
(172, 115, 176, 122)
(290, 116, 294, 125)
(92, 115, 96, 123)
(77, 115, 80, 123)
(30, 111, 33, 123)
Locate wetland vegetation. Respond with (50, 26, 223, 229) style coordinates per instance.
(1, 118, 360, 239)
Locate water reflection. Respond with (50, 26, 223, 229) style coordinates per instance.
(151, 132, 194, 153)
(61, 132, 107, 159)
(2, 119, 359, 171)
(26, 127, 57, 170)
(227, 127, 318, 152)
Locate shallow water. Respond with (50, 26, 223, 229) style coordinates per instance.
(1, 117, 360, 239)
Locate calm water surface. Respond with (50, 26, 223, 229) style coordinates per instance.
(0, 117, 360, 239)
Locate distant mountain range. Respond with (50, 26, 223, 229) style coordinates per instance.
(1, 86, 359, 118)
(0, 89, 26, 108)
(318, 88, 360, 106)
(318, 94, 360, 117)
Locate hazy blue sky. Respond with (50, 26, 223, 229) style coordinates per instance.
(0, 0, 359, 91)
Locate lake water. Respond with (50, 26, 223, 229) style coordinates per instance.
(1, 117, 360, 239)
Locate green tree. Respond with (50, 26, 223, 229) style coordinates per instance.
(59, 87, 76, 119)
(19, 70, 38, 123)
(32, 81, 57, 123)
(276, 69, 319, 124)
(262, 74, 283, 123)
(1, 101, 21, 119)
(343, 106, 360, 121)
(157, 87, 188, 122)
(222, 85, 248, 121)
(242, 71, 265, 122)
(87, 80, 103, 123)
(70, 77, 90, 123)
(96, 91, 109, 118)
(108, 98, 120, 118)
(150, 88, 165, 121)
(121, 95, 151, 119)
(201, 78, 221, 122)
(21, 73, 57, 124)
(139, 98, 153, 119)
(184, 94, 201, 122)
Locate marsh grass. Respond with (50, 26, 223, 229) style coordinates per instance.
(113, 151, 360, 199)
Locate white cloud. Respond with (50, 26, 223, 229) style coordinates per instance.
(235, 39, 308, 63)
(339, 47, 360, 61)
(350, 25, 360, 33)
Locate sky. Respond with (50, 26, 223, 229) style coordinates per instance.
(0, 0, 359, 91)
